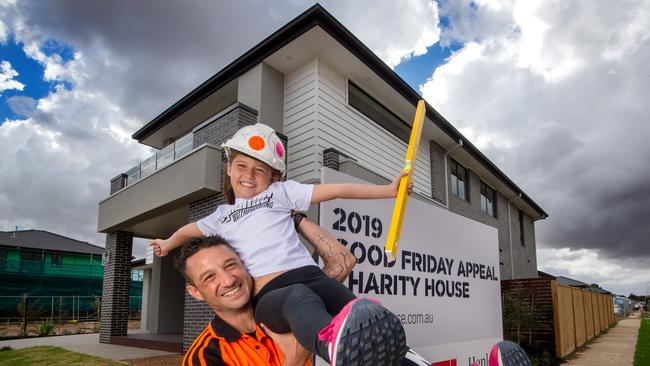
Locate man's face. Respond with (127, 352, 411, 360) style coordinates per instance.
(185, 245, 253, 313)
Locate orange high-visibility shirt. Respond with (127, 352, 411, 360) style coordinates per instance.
(183, 315, 311, 366)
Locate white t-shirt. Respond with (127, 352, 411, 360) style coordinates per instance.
(196, 180, 318, 277)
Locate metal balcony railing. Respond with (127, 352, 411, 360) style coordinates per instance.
(125, 133, 193, 187)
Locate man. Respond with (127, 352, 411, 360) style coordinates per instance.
(175, 215, 356, 366)
(176, 215, 432, 366)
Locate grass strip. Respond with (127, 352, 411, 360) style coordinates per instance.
(0, 345, 127, 366)
(635, 318, 650, 366)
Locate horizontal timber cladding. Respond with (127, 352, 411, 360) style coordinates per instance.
(284, 59, 318, 182)
(284, 58, 432, 195)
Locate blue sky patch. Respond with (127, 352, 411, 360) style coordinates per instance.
(0, 36, 75, 123)
(40, 38, 76, 63)
(395, 41, 462, 92)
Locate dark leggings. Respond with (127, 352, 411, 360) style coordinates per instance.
(252, 266, 356, 359)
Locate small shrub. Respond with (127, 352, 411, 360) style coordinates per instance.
(37, 320, 55, 337)
(1, 346, 13, 351)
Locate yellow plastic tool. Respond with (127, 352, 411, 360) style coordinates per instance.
(385, 100, 425, 261)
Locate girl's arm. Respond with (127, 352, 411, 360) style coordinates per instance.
(149, 222, 204, 257)
(296, 215, 356, 282)
(310, 171, 409, 204)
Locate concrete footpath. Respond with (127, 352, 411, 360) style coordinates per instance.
(0, 333, 177, 361)
(562, 311, 642, 366)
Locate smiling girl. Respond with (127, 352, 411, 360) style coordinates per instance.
(150, 123, 409, 366)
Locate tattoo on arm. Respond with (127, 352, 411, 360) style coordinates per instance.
(299, 218, 355, 282)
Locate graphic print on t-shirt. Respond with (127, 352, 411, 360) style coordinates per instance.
(219, 193, 274, 224)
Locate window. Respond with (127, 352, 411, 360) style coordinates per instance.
(131, 269, 144, 282)
(348, 81, 411, 143)
(518, 209, 525, 246)
(20, 250, 43, 274)
(480, 181, 497, 217)
(0, 248, 6, 271)
(51, 253, 62, 266)
(20, 251, 43, 262)
(450, 159, 468, 201)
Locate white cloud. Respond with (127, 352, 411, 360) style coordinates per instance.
(422, 0, 650, 295)
(0, 60, 24, 95)
(0, 0, 439, 258)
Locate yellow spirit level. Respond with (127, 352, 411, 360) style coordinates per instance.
(385, 100, 425, 261)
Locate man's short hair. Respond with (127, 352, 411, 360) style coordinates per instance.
(174, 235, 235, 284)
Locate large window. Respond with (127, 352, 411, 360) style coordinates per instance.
(480, 181, 497, 217)
(348, 81, 411, 143)
(450, 159, 468, 201)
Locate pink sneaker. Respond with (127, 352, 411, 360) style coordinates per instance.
(489, 341, 531, 366)
(317, 298, 406, 366)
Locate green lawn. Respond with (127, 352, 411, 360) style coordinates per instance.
(0, 346, 127, 366)
(635, 319, 650, 366)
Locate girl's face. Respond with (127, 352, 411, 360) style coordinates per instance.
(226, 154, 274, 199)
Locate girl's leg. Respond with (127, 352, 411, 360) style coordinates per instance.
(298, 271, 356, 314)
(254, 283, 332, 360)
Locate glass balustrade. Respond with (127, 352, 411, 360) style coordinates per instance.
(122, 133, 195, 189)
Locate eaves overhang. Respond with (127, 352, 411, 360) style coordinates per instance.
(131, 4, 548, 219)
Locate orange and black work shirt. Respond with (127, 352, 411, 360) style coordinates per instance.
(183, 315, 310, 366)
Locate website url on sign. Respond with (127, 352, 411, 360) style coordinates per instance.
(395, 312, 435, 325)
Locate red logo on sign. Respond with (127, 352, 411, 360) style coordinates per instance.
(432, 359, 457, 366)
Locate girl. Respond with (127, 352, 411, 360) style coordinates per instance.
(150, 123, 409, 366)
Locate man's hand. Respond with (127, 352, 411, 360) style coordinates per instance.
(148, 239, 170, 257)
(260, 324, 311, 366)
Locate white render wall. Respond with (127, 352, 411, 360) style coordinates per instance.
(284, 58, 432, 197)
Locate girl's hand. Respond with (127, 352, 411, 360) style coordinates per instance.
(148, 239, 169, 257)
(388, 170, 414, 197)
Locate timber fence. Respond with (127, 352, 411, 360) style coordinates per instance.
(502, 278, 615, 359)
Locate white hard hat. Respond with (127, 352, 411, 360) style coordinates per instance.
(222, 123, 286, 174)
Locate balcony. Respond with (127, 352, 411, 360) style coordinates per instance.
(97, 142, 223, 239)
(124, 133, 194, 188)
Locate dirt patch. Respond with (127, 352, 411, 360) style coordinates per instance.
(127, 354, 184, 366)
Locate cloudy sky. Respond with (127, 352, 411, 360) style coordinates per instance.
(1, 0, 649, 297)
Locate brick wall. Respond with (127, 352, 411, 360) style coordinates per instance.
(193, 103, 258, 148)
(110, 174, 127, 195)
(100, 231, 133, 343)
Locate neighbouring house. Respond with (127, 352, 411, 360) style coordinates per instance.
(97, 4, 547, 352)
(0, 229, 142, 321)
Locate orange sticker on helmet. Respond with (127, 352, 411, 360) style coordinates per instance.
(248, 136, 265, 151)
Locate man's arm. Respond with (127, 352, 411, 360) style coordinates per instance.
(261, 324, 311, 366)
(296, 215, 356, 282)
